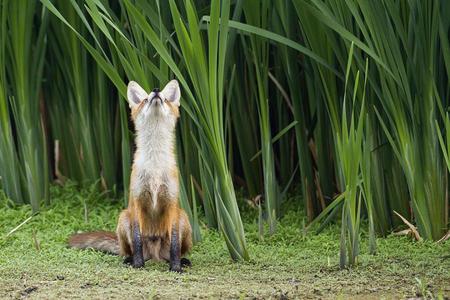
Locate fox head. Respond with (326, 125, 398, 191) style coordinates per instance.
(126, 79, 181, 129)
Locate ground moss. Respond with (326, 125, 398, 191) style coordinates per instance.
(0, 184, 449, 299)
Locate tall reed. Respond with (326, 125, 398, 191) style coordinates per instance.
(0, 0, 23, 204)
(1, 0, 448, 262)
(4, 1, 49, 211)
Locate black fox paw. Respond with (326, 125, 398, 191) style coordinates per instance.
(180, 258, 192, 267)
(132, 262, 144, 268)
(132, 258, 144, 268)
(123, 256, 133, 265)
(169, 264, 183, 273)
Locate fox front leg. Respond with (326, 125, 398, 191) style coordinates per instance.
(169, 225, 182, 273)
(132, 221, 144, 268)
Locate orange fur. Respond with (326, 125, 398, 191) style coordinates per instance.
(117, 79, 191, 264)
(68, 231, 119, 254)
(68, 80, 192, 269)
(117, 196, 192, 261)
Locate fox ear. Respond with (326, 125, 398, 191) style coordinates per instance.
(161, 79, 181, 107)
(127, 81, 148, 108)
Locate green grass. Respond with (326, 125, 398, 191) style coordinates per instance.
(0, 185, 449, 299)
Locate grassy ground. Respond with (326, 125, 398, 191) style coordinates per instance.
(0, 184, 449, 299)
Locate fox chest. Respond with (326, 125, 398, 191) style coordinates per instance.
(131, 168, 178, 205)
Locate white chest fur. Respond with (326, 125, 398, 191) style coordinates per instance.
(130, 114, 179, 208)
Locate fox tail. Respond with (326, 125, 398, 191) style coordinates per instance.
(68, 231, 119, 255)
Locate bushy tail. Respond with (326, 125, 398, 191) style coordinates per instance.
(68, 231, 119, 255)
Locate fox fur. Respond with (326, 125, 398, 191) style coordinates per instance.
(69, 80, 192, 272)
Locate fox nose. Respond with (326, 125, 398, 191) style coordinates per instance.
(152, 88, 160, 93)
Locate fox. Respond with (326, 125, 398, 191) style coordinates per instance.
(69, 79, 192, 272)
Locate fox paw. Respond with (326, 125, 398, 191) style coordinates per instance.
(169, 264, 183, 273)
(132, 258, 144, 269)
(132, 262, 144, 268)
(123, 256, 133, 265)
(180, 258, 192, 267)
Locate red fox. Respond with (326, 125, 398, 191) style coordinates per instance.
(69, 80, 192, 272)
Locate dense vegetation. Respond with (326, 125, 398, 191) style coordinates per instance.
(0, 0, 449, 267)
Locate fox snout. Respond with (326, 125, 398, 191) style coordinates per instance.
(149, 89, 163, 106)
(151, 98, 162, 105)
(149, 97, 162, 105)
